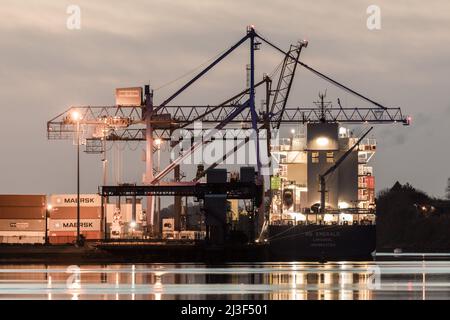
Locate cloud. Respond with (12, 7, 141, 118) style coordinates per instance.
(1, 0, 449, 197)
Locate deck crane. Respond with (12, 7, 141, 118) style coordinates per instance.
(269, 40, 307, 130)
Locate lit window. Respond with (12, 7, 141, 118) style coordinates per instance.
(312, 152, 319, 163)
(326, 152, 334, 163)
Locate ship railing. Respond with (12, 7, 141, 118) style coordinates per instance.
(270, 209, 376, 226)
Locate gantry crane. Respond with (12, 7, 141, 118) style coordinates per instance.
(47, 26, 409, 236)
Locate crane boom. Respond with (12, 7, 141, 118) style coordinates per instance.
(270, 41, 306, 129)
(150, 100, 250, 185)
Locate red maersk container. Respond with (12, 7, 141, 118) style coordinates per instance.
(0, 195, 46, 207)
(0, 195, 46, 219)
(367, 176, 375, 190)
(48, 194, 102, 243)
(50, 207, 100, 219)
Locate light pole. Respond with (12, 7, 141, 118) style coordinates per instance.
(71, 110, 81, 246)
(45, 204, 52, 245)
(155, 138, 161, 172)
(154, 138, 162, 236)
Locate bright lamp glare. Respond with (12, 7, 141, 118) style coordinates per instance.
(339, 127, 347, 135)
(324, 214, 334, 222)
(340, 213, 353, 222)
(154, 138, 162, 146)
(71, 111, 80, 121)
(130, 221, 137, 228)
(338, 201, 350, 209)
(294, 212, 306, 222)
(317, 137, 329, 146)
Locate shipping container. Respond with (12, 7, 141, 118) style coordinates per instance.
(49, 194, 101, 207)
(162, 218, 175, 232)
(0, 195, 46, 207)
(48, 219, 101, 232)
(49, 236, 73, 245)
(49, 231, 102, 244)
(367, 176, 375, 189)
(0, 231, 45, 237)
(0, 207, 45, 219)
(179, 230, 206, 240)
(0, 232, 45, 244)
(49, 206, 101, 219)
(240, 167, 256, 183)
(162, 230, 179, 240)
(206, 169, 227, 183)
(0, 195, 46, 220)
(0, 219, 45, 232)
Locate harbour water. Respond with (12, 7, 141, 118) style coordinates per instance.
(1, 257, 449, 300)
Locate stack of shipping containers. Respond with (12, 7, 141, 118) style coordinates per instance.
(0, 195, 46, 244)
(366, 175, 375, 207)
(48, 194, 102, 244)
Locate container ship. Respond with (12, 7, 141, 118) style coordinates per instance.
(265, 112, 377, 259)
(265, 128, 376, 259)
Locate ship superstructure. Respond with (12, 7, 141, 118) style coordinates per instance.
(270, 124, 376, 223)
(270, 94, 376, 227)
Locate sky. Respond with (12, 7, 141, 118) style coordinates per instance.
(1, 0, 449, 197)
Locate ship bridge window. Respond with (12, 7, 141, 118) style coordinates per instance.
(312, 152, 319, 163)
(326, 152, 334, 163)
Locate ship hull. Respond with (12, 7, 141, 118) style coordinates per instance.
(267, 224, 376, 260)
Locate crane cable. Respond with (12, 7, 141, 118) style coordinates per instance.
(153, 46, 230, 92)
(256, 31, 388, 110)
(154, 37, 285, 94)
(268, 59, 284, 80)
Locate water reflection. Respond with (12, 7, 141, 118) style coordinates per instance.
(0, 261, 449, 300)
